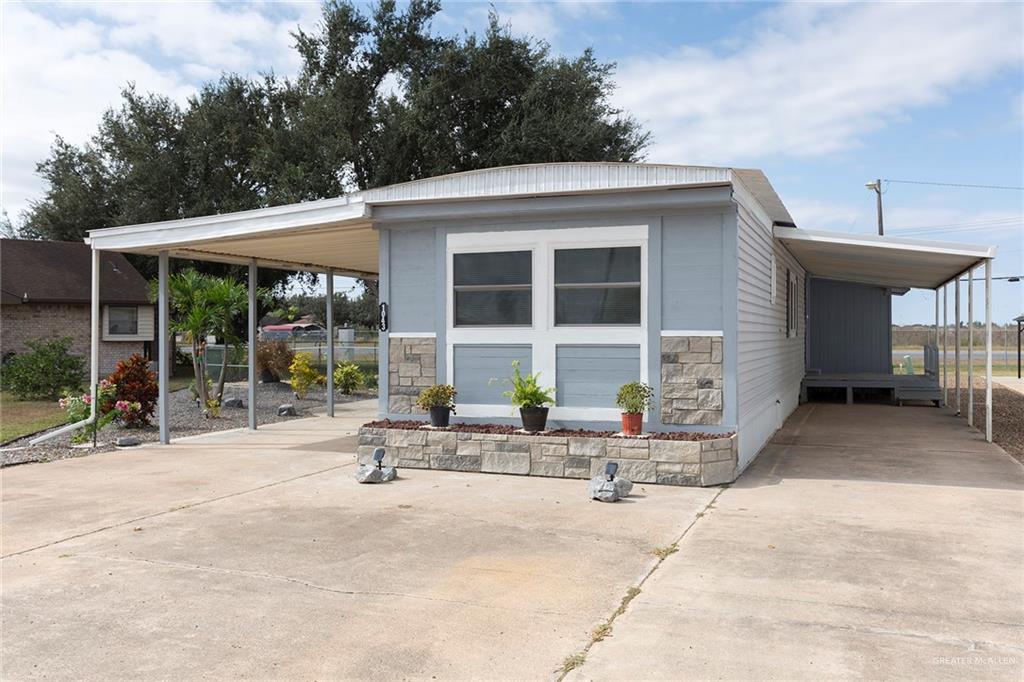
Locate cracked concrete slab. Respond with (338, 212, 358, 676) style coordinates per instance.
(569, 403, 1024, 681)
(1, 404, 715, 680)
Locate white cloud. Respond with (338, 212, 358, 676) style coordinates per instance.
(614, 2, 1024, 164)
(0, 2, 318, 221)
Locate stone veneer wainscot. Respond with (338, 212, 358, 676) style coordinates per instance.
(357, 427, 737, 487)
(661, 335, 723, 425)
(387, 336, 437, 414)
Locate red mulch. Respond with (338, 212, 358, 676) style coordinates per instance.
(361, 419, 731, 441)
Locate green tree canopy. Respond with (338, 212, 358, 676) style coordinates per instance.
(19, 0, 649, 293)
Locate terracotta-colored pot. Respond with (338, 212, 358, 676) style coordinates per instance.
(621, 412, 643, 436)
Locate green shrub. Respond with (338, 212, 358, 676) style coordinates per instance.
(332, 361, 365, 394)
(616, 382, 653, 414)
(415, 384, 457, 411)
(289, 353, 324, 398)
(500, 360, 555, 409)
(1, 337, 84, 400)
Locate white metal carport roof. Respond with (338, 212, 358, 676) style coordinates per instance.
(773, 226, 997, 290)
(84, 163, 794, 276)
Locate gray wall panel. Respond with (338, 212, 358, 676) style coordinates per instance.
(389, 227, 436, 332)
(454, 344, 531, 405)
(662, 213, 723, 329)
(556, 345, 641, 408)
(806, 278, 891, 374)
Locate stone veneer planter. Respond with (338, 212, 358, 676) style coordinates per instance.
(357, 427, 738, 487)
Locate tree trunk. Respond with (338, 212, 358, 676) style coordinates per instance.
(213, 343, 230, 405)
(191, 340, 208, 407)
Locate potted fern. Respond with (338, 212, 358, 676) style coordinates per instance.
(501, 361, 556, 432)
(415, 384, 457, 427)
(616, 381, 653, 436)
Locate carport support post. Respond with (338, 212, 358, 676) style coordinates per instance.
(985, 259, 992, 443)
(248, 261, 257, 431)
(955, 276, 961, 415)
(942, 284, 948, 406)
(967, 267, 974, 426)
(90, 248, 100, 425)
(158, 251, 170, 444)
(326, 269, 335, 418)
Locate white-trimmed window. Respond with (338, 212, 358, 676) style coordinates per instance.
(108, 306, 139, 335)
(445, 224, 649, 420)
(452, 250, 532, 326)
(554, 246, 641, 326)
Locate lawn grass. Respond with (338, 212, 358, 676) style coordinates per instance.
(0, 391, 68, 444)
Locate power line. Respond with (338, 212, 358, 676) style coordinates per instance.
(885, 179, 1024, 191)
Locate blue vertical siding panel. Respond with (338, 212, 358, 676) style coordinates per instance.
(662, 213, 724, 329)
(454, 345, 532, 404)
(389, 228, 436, 332)
(807, 278, 891, 373)
(556, 345, 641, 408)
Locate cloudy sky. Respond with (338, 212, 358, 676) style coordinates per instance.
(2, 1, 1022, 322)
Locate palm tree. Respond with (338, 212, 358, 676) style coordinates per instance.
(157, 269, 266, 410)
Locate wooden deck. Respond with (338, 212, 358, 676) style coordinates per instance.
(801, 372, 942, 405)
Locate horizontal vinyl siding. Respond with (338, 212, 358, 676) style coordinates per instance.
(453, 344, 531, 405)
(736, 204, 805, 463)
(556, 344, 640, 408)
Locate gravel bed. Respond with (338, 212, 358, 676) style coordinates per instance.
(363, 419, 732, 441)
(0, 381, 376, 468)
(951, 376, 1024, 464)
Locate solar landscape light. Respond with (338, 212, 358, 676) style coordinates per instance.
(355, 447, 397, 483)
(605, 462, 618, 481)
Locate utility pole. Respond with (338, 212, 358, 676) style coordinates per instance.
(865, 179, 884, 235)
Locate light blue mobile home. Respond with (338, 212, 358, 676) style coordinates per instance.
(84, 162, 998, 481)
(372, 163, 803, 470)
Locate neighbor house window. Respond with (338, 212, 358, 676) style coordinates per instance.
(554, 246, 641, 325)
(108, 306, 139, 335)
(453, 251, 532, 326)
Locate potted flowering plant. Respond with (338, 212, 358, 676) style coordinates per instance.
(501, 361, 556, 432)
(415, 384, 457, 427)
(615, 381, 653, 436)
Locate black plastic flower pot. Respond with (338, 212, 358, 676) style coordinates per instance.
(519, 406, 549, 433)
(429, 406, 451, 427)
(259, 369, 279, 383)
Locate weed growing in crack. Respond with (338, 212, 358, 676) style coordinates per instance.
(614, 586, 641, 617)
(561, 652, 586, 673)
(652, 543, 679, 560)
(590, 622, 612, 642)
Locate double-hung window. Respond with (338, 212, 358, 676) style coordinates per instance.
(453, 250, 532, 326)
(554, 246, 641, 325)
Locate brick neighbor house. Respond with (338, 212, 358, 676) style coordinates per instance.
(1, 239, 154, 376)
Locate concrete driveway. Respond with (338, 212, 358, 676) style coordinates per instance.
(572, 403, 1024, 681)
(3, 401, 1022, 680)
(1, 400, 717, 680)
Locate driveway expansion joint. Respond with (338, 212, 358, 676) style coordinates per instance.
(555, 485, 728, 679)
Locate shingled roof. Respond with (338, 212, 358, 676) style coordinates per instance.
(1, 239, 150, 305)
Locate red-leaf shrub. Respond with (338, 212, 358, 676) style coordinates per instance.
(105, 354, 158, 427)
